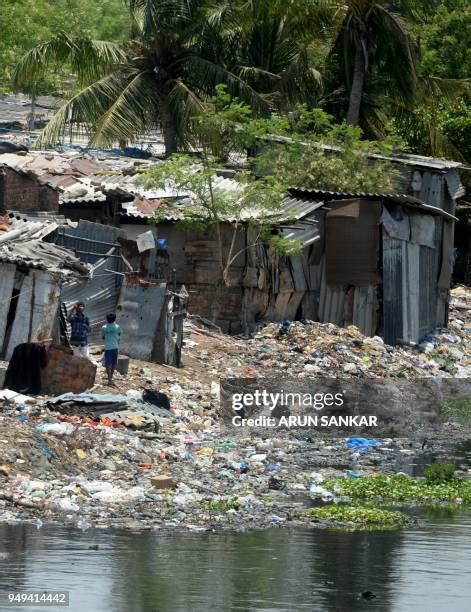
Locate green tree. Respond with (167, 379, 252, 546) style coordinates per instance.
(0, 0, 129, 94)
(138, 89, 292, 292)
(13, 0, 272, 156)
(390, 0, 471, 160)
(420, 0, 470, 80)
(209, 0, 332, 109)
(254, 106, 402, 193)
(328, 0, 423, 125)
(0, 1, 51, 94)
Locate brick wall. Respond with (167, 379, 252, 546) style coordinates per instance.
(187, 284, 243, 333)
(0, 168, 59, 214)
(41, 344, 96, 395)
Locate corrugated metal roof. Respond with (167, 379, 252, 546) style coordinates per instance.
(7, 210, 70, 224)
(120, 186, 327, 223)
(279, 196, 326, 219)
(269, 135, 464, 170)
(120, 197, 162, 219)
(0, 238, 88, 276)
(376, 152, 463, 170)
(290, 189, 458, 220)
(120, 186, 457, 226)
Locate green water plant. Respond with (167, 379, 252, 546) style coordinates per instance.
(326, 474, 471, 504)
(298, 504, 409, 530)
(202, 497, 241, 513)
(424, 462, 457, 485)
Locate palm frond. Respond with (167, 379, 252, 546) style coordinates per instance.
(418, 76, 471, 102)
(277, 47, 323, 106)
(126, 0, 202, 40)
(372, 5, 419, 101)
(34, 69, 140, 148)
(166, 79, 206, 147)
(91, 70, 158, 147)
(237, 65, 281, 82)
(13, 32, 127, 88)
(180, 55, 271, 113)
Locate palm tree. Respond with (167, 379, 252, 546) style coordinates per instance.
(329, 0, 424, 125)
(13, 0, 333, 156)
(209, 0, 332, 110)
(13, 0, 268, 156)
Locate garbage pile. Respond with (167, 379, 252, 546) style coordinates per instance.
(0, 286, 469, 531)
(0, 377, 468, 531)
(183, 288, 471, 380)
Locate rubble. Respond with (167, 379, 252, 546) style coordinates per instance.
(0, 287, 469, 531)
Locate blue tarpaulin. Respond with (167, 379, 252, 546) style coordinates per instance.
(345, 437, 380, 451)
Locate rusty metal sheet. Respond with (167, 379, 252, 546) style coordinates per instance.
(0, 263, 16, 350)
(325, 200, 381, 287)
(5, 270, 61, 359)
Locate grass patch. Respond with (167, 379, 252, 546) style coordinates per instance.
(201, 497, 241, 513)
(326, 474, 471, 504)
(298, 505, 408, 530)
(437, 397, 471, 425)
(427, 351, 459, 375)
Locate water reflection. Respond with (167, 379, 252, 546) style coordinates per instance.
(0, 513, 470, 612)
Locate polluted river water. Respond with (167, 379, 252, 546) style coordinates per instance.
(1, 509, 470, 612)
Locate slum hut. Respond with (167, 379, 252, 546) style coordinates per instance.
(0, 215, 89, 360)
(118, 189, 457, 346)
(54, 219, 187, 365)
(0, 151, 130, 224)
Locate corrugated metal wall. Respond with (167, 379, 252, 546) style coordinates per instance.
(60, 253, 122, 345)
(54, 220, 127, 266)
(116, 280, 167, 361)
(4, 270, 61, 359)
(380, 236, 403, 345)
(383, 214, 443, 345)
(0, 263, 17, 353)
(317, 256, 377, 337)
(56, 221, 128, 345)
(396, 166, 459, 215)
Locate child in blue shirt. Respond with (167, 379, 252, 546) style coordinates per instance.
(102, 313, 121, 386)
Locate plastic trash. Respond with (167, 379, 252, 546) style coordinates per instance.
(248, 453, 267, 463)
(54, 498, 80, 512)
(270, 515, 285, 523)
(345, 437, 380, 451)
(92, 488, 124, 503)
(277, 320, 292, 337)
(227, 460, 248, 472)
(345, 470, 363, 478)
(309, 484, 334, 501)
(126, 389, 143, 401)
(78, 480, 114, 494)
(217, 441, 237, 451)
(36, 423, 74, 435)
(35, 440, 58, 458)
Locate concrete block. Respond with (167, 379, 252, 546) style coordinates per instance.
(116, 355, 129, 376)
(150, 475, 176, 490)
